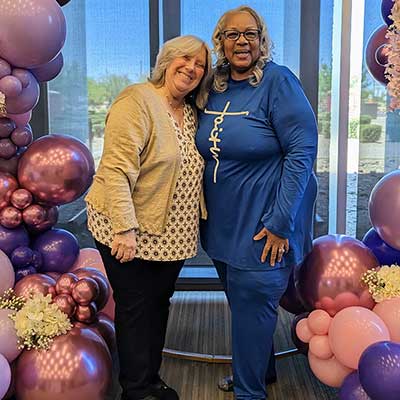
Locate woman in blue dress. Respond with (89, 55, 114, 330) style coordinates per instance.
(196, 6, 318, 400)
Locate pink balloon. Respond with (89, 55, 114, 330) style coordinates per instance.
(0, 206, 22, 228)
(295, 318, 313, 343)
(18, 134, 95, 206)
(0, 172, 18, 209)
(373, 298, 400, 342)
(359, 289, 376, 309)
(55, 272, 78, 295)
(14, 273, 56, 300)
(7, 110, 32, 128)
(329, 306, 390, 369)
(0, 354, 11, 400)
(0, 249, 14, 296)
(15, 326, 112, 400)
(0, 309, 22, 362)
(0, 75, 22, 98)
(369, 170, 400, 250)
(333, 291, 361, 312)
(0, 0, 66, 68)
(10, 188, 32, 210)
(307, 310, 332, 335)
(296, 235, 379, 315)
(309, 335, 333, 360)
(308, 352, 353, 388)
(31, 53, 64, 82)
(53, 293, 76, 318)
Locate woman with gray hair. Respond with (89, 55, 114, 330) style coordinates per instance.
(196, 6, 318, 399)
(85, 35, 211, 400)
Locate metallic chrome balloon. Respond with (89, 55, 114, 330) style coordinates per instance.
(92, 313, 116, 356)
(71, 277, 99, 306)
(26, 206, 58, 234)
(21, 204, 46, 226)
(10, 189, 32, 210)
(74, 302, 98, 324)
(55, 273, 78, 295)
(295, 234, 378, 316)
(0, 206, 22, 228)
(15, 326, 112, 400)
(14, 273, 56, 300)
(0, 172, 18, 209)
(53, 294, 76, 318)
(18, 134, 95, 206)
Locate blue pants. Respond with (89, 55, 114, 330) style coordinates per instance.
(214, 260, 291, 400)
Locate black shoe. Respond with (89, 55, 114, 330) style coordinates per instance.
(150, 379, 179, 400)
(217, 374, 277, 392)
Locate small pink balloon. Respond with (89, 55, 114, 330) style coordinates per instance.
(0, 118, 15, 138)
(309, 335, 333, 360)
(329, 306, 390, 369)
(10, 125, 32, 147)
(22, 204, 47, 226)
(10, 189, 32, 210)
(373, 298, 400, 343)
(7, 111, 32, 128)
(74, 302, 98, 324)
(53, 293, 76, 317)
(0, 353, 11, 400)
(0, 206, 22, 228)
(55, 272, 78, 295)
(0, 138, 17, 159)
(14, 273, 56, 300)
(0, 172, 18, 209)
(307, 310, 332, 335)
(0, 75, 22, 98)
(308, 352, 353, 388)
(72, 277, 99, 306)
(0, 309, 22, 362)
(0, 249, 15, 296)
(296, 318, 314, 343)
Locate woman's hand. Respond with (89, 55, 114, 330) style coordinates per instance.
(111, 230, 137, 263)
(253, 227, 289, 266)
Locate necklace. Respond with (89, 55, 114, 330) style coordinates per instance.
(165, 93, 184, 112)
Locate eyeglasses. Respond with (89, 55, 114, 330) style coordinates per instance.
(222, 29, 260, 41)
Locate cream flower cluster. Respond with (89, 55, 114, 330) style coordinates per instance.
(9, 293, 72, 350)
(362, 265, 400, 302)
(0, 288, 25, 311)
(386, 0, 400, 110)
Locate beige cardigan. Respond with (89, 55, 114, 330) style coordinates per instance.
(85, 82, 206, 235)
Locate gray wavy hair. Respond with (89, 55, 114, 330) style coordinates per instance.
(149, 35, 212, 109)
(212, 5, 273, 92)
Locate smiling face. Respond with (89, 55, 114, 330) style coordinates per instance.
(222, 11, 261, 80)
(164, 47, 207, 100)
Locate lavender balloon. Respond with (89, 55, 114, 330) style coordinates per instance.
(32, 228, 79, 273)
(10, 246, 33, 268)
(0, 139, 17, 159)
(339, 371, 370, 400)
(359, 341, 400, 400)
(10, 125, 32, 147)
(0, 206, 22, 229)
(7, 110, 31, 128)
(18, 134, 95, 206)
(0, 224, 29, 256)
(30, 53, 64, 83)
(0, 118, 15, 138)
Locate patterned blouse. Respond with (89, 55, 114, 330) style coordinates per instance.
(87, 104, 204, 261)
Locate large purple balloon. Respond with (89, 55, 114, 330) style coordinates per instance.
(15, 326, 112, 400)
(280, 268, 307, 315)
(362, 227, 400, 265)
(0, 224, 29, 256)
(369, 170, 400, 250)
(365, 25, 389, 85)
(18, 134, 95, 206)
(0, 0, 66, 68)
(382, 0, 395, 26)
(359, 341, 400, 400)
(339, 371, 370, 400)
(295, 235, 378, 316)
(30, 53, 64, 83)
(32, 228, 79, 273)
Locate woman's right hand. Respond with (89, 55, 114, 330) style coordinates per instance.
(111, 230, 137, 263)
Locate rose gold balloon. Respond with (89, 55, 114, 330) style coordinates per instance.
(18, 134, 95, 206)
(0, 172, 18, 209)
(53, 294, 76, 318)
(15, 326, 112, 400)
(14, 273, 56, 300)
(10, 188, 32, 210)
(55, 272, 78, 295)
(295, 234, 378, 316)
(71, 277, 99, 306)
(22, 204, 46, 226)
(74, 302, 98, 324)
(0, 206, 22, 228)
(26, 206, 58, 234)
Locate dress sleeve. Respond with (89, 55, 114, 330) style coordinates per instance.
(100, 90, 150, 233)
(261, 74, 318, 238)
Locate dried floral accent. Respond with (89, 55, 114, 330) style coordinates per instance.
(0, 288, 25, 311)
(362, 265, 400, 302)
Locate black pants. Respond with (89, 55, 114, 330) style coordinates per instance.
(95, 240, 184, 400)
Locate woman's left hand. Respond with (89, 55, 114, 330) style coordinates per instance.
(253, 228, 289, 266)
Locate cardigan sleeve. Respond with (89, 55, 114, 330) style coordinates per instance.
(261, 73, 318, 238)
(100, 89, 150, 233)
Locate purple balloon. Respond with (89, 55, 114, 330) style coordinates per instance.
(359, 341, 400, 400)
(0, 76, 22, 98)
(362, 227, 400, 265)
(15, 265, 37, 283)
(26, 206, 58, 234)
(290, 312, 310, 355)
(18, 134, 95, 206)
(32, 228, 79, 273)
(0, 59, 11, 80)
(0, 118, 15, 138)
(280, 267, 307, 315)
(382, 0, 395, 26)
(0, 206, 22, 229)
(339, 371, 370, 400)
(11, 69, 31, 89)
(31, 250, 43, 270)
(0, 224, 29, 256)
(30, 53, 64, 83)
(0, 0, 66, 69)
(365, 25, 389, 85)
(0, 138, 17, 159)
(10, 246, 33, 268)
(10, 125, 32, 147)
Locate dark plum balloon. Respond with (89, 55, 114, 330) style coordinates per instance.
(0, 138, 17, 159)
(26, 206, 58, 234)
(0, 224, 29, 256)
(18, 134, 95, 206)
(0, 118, 15, 138)
(10, 246, 33, 268)
(32, 228, 79, 273)
(280, 267, 307, 315)
(22, 204, 46, 226)
(13, 273, 56, 300)
(365, 25, 389, 85)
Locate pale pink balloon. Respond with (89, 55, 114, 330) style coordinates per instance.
(0, 353, 11, 399)
(308, 353, 353, 388)
(329, 306, 390, 369)
(319, 296, 336, 316)
(0, 309, 22, 362)
(295, 318, 313, 343)
(373, 298, 400, 342)
(0, 249, 14, 296)
(309, 335, 333, 360)
(307, 310, 332, 335)
(7, 111, 32, 128)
